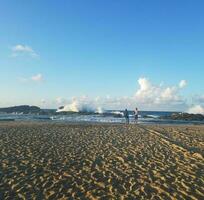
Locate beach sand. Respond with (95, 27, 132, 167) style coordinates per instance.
(0, 122, 204, 199)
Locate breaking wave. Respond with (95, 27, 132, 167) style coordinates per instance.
(56, 100, 104, 114)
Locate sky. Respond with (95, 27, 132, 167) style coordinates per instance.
(0, 0, 204, 113)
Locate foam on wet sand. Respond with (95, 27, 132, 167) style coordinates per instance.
(0, 122, 204, 199)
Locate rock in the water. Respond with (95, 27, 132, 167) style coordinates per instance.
(160, 112, 204, 121)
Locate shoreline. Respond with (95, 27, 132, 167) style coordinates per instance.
(1, 120, 204, 127)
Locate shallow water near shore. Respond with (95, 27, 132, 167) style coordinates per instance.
(1, 110, 204, 125)
(0, 122, 204, 199)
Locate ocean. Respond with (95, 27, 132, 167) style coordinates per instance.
(0, 110, 204, 125)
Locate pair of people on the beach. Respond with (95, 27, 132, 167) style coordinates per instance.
(124, 108, 138, 124)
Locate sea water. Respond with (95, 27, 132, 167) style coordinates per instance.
(0, 110, 204, 125)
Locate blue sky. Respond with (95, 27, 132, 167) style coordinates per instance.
(0, 0, 204, 112)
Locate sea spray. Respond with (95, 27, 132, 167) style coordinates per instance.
(57, 99, 104, 113)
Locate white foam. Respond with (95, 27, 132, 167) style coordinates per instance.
(110, 111, 124, 116)
(57, 99, 104, 113)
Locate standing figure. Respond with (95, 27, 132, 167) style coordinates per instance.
(124, 109, 129, 124)
(134, 107, 139, 123)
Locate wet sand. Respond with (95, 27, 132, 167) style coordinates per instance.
(0, 122, 204, 199)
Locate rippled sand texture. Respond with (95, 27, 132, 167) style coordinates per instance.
(0, 122, 204, 200)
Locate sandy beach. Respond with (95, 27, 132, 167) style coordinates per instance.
(0, 122, 204, 200)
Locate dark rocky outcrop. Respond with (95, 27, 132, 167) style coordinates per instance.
(58, 106, 64, 110)
(0, 105, 41, 114)
(160, 112, 204, 121)
(0, 105, 58, 115)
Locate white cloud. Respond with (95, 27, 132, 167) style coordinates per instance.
(160, 87, 177, 101)
(179, 80, 187, 88)
(19, 73, 43, 83)
(134, 77, 185, 107)
(135, 78, 159, 104)
(138, 78, 151, 91)
(54, 77, 188, 111)
(187, 105, 204, 114)
(11, 44, 39, 57)
(31, 73, 43, 82)
(12, 45, 33, 52)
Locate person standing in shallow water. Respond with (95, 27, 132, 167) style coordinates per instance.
(134, 107, 139, 123)
(124, 109, 129, 124)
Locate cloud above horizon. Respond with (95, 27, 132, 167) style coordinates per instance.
(31, 73, 43, 82)
(19, 73, 43, 83)
(187, 105, 204, 114)
(56, 77, 188, 112)
(179, 80, 187, 89)
(134, 78, 186, 107)
(16, 75, 204, 114)
(11, 44, 39, 57)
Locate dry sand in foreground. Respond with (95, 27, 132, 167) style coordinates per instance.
(0, 122, 204, 200)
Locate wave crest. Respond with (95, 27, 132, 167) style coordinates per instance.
(56, 99, 103, 114)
